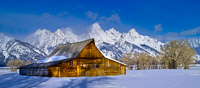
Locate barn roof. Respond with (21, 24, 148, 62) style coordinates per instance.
(48, 38, 94, 58)
(19, 59, 70, 69)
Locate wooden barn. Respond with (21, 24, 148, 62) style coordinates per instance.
(19, 38, 126, 77)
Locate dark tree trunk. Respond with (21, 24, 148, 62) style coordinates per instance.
(168, 59, 177, 69)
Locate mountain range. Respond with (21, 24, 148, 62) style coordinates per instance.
(0, 33, 46, 66)
(26, 23, 164, 59)
(0, 23, 200, 66)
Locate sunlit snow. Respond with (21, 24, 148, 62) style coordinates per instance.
(39, 56, 67, 63)
(0, 69, 200, 88)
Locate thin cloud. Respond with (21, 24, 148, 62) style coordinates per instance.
(57, 12, 68, 16)
(154, 24, 163, 32)
(181, 27, 200, 36)
(153, 32, 184, 42)
(99, 13, 121, 23)
(107, 14, 120, 22)
(42, 13, 51, 18)
(85, 11, 121, 23)
(85, 11, 98, 20)
(153, 26, 200, 42)
(0, 13, 91, 36)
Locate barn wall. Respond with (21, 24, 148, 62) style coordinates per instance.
(76, 42, 104, 77)
(103, 58, 126, 76)
(76, 42, 126, 77)
(19, 68, 48, 76)
(78, 42, 103, 58)
(76, 58, 104, 77)
(48, 59, 78, 77)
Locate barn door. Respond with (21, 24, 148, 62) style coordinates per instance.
(48, 67, 60, 77)
(86, 64, 103, 76)
(80, 64, 103, 77)
(80, 64, 87, 76)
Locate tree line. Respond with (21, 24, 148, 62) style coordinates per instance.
(7, 59, 31, 72)
(119, 40, 197, 70)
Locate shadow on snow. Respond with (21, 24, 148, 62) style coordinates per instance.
(0, 73, 50, 88)
(61, 77, 115, 88)
(0, 73, 116, 88)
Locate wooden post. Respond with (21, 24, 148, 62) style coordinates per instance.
(102, 58, 105, 76)
(77, 65, 80, 77)
(58, 67, 60, 77)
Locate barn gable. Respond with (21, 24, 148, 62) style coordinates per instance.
(77, 40, 103, 58)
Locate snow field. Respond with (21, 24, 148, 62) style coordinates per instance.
(0, 69, 200, 88)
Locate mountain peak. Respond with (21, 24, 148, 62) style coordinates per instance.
(127, 28, 139, 36)
(88, 22, 105, 38)
(128, 28, 137, 33)
(55, 29, 65, 35)
(35, 29, 51, 35)
(91, 22, 102, 31)
(106, 28, 122, 37)
(55, 29, 62, 32)
(107, 28, 117, 33)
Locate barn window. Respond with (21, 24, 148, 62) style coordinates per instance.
(96, 65, 99, 68)
(92, 65, 95, 68)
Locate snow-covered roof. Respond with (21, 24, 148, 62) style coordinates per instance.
(100, 51, 126, 66)
(19, 60, 68, 69)
(39, 56, 67, 63)
(104, 56, 127, 66)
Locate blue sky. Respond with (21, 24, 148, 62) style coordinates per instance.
(0, 0, 200, 42)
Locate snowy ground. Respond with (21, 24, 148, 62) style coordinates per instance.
(0, 68, 200, 88)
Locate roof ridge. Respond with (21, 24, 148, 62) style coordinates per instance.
(58, 38, 94, 46)
(48, 38, 95, 58)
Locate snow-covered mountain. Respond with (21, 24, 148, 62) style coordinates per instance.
(84, 23, 164, 58)
(2, 23, 199, 66)
(26, 29, 78, 54)
(188, 38, 200, 61)
(188, 38, 200, 54)
(27, 23, 164, 58)
(0, 33, 47, 66)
